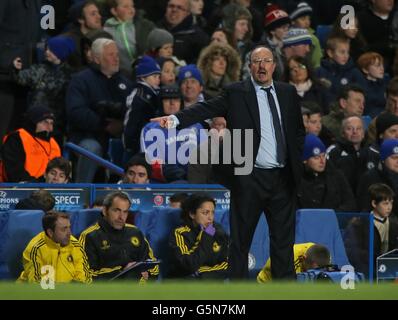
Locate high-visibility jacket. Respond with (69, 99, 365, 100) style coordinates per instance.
(0, 128, 60, 181)
(18, 231, 92, 284)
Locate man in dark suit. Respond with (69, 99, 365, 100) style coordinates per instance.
(151, 46, 305, 280)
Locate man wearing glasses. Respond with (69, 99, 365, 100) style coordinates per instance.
(152, 46, 305, 280)
(158, 0, 209, 64)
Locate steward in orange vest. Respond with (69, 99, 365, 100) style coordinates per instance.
(0, 106, 61, 182)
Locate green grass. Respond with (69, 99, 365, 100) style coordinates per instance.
(0, 282, 397, 300)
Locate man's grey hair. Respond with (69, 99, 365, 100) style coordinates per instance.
(91, 38, 116, 59)
(103, 191, 132, 210)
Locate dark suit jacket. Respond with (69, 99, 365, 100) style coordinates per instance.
(176, 79, 305, 190)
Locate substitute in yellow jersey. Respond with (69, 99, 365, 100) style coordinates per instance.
(18, 211, 91, 284)
(257, 243, 331, 283)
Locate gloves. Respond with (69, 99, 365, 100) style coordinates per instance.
(201, 224, 216, 237)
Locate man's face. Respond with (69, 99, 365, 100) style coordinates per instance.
(386, 95, 398, 116)
(35, 118, 54, 133)
(80, 4, 102, 31)
(250, 47, 275, 86)
(48, 217, 71, 247)
(343, 117, 364, 144)
(103, 197, 130, 230)
(372, 0, 394, 14)
(180, 78, 202, 102)
(385, 154, 398, 173)
(112, 0, 135, 22)
(162, 98, 182, 115)
(305, 153, 326, 173)
(340, 91, 365, 116)
(45, 167, 68, 184)
(124, 165, 149, 184)
(165, 0, 190, 28)
(190, 0, 204, 15)
(96, 43, 120, 76)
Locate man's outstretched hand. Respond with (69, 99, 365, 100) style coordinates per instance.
(150, 116, 175, 129)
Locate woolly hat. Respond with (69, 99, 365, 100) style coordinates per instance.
(160, 84, 182, 99)
(178, 64, 203, 85)
(302, 134, 326, 161)
(146, 28, 174, 51)
(380, 139, 398, 161)
(264, 3, 290, 31)
(283, 28, 312, 48)
(135, 55, 161, 78)
(289, 2, 313, 21)
(26, 106, 55, 125)
(47, 36, 76, 62)
(221, 3, 252, 33)
(376, 113, 398, 141)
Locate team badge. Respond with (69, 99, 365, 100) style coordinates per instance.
(119, 83, 127, 90)
(313, 147, 321, 155)
(184, 71, 192, 78)
(213, 242, 221, 253)
(248, 253, 256, 270)
(341, 78, 348, 85)
(131, 236, 140, 247)
(394, 146, 398, 154)
(67, 255, 73, 262)
(101, 240, 110, 250)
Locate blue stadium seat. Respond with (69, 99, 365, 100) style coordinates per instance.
(315, 24, 332, 49)
(107, 138, 125, 167)
(145, 208, 182, 278)
(295, 209, 350, 268)
(362, 115, 372, 130)
(248, 214, 269, 278)
(0, 210, 44, 279)
(69, 209, 102, 237)
(134, 209, 157, 238)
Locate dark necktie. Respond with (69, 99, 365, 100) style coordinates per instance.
(261, 87, 286, 165)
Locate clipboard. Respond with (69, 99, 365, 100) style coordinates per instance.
(110, 260, 161, 281)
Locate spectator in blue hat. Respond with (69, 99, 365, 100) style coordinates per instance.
(178, 64, 205, 108)
(297, 134, 357, 211)
(357, 139, 398, 217)
(123, 55, 162, 159)
(12, 36, 77, 146)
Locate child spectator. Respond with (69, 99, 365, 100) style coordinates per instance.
(104, 0, 155, 76)
(157, 57, 177, 86)
(316, 36, 365, 101)
(289, 2, 322, 68)
(12, 36, 76, 146)
(345, 183, 398, 277)
(168, 193, 229, 279)
(123, 55, 161, 159)
(146, 28, 186, 68)
(357, 52, 389, 118)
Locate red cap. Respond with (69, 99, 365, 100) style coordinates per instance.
(264, 3, 290, 30)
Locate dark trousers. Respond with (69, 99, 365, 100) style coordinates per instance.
(0, 86, 14, 147)
(228, 167, 296, 280)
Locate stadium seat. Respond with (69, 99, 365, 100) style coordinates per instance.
(0, 210, 44, 279)
(362, 115, 372, 130)
(295, 209, 350, 268)
(107, 138, 125, 167)
(144, 208, 182, 278)
(69, 209, 102, 237)
(315, 24, 332, 49)
(248, 214, 269, 278)
(134, 209, 157, 238)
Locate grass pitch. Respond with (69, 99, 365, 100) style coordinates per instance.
(0, 281, 397, 300)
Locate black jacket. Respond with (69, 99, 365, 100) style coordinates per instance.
(168, 222, 229, 279)
(79, 217, 159, 281)
(297, 163, 357, 212)
(175, 80, 305, 191)
(327, 139, 380, 193)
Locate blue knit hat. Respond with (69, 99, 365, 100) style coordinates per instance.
(302, 134, 326, 161)
(289, 2, 313, 21)
(47, 36, 76, 62)
(135, 55, 161, 78)
(283, 28, 312, 48)
(380, 139, 398, 161)
(178, 64, 203, 85)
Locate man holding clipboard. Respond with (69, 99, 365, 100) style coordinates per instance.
(79, 191, 159, 282)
